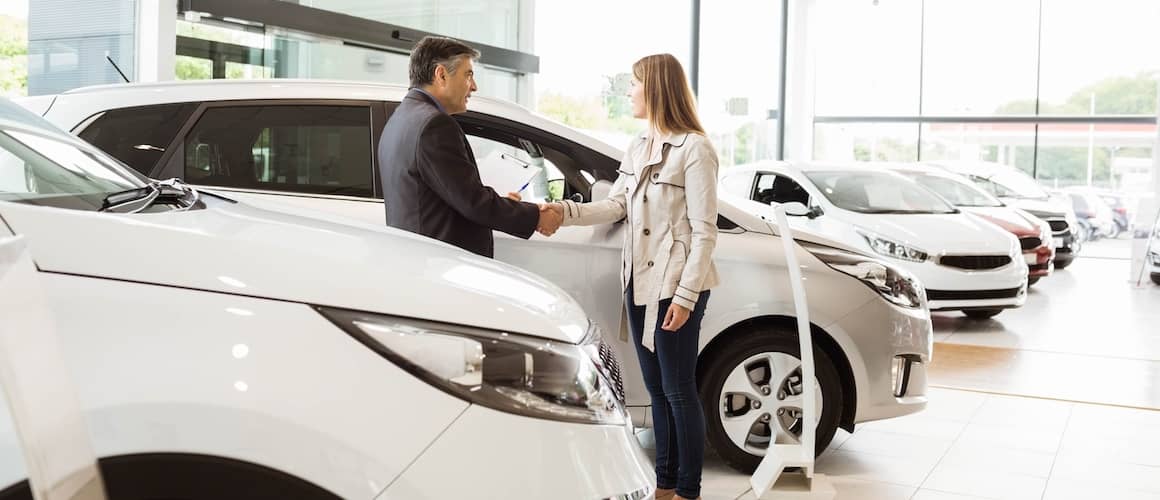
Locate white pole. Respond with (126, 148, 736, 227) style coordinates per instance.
(749, 203, 820, 497)
(1087, 92, 1095, 187)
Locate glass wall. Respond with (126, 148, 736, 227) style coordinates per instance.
(26, 0, 136, 95)
(0, 1, 28, 98)
(288, 0, 522, 50)
(811, 0, 1159, 258)
(175, 3, 523, 102)
(533, 0, 692, 149)
(698, 0, 782, 167)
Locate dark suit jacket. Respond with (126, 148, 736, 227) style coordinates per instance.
(378, 89, 539, 258)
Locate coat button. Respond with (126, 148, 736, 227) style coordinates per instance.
(643, 195, 648, 202)
(643, 229, 650, 236)
(647, 261, 654, 267)
(652, 173, 659, 180)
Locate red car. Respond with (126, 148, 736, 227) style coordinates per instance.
(890, 165, 1055, 285)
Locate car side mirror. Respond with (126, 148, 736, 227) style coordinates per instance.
(782, 201, 822, 219)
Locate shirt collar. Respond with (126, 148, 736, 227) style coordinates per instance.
(640, 129, 690, 147)
(412, 87, 447, 115)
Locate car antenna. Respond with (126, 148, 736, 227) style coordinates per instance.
(105, 52, 131, 83)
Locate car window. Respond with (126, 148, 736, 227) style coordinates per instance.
(181, 105, 373, 197)
(753, 173, 809, 206)
(467, 135, 565, 203)
(456, 112, 617, 204)
(0, 128, 145, 211)
(719, 172, 752, 197)
(908, 173, 1003, 207)
(77, 103, 197, 177)
(806, 170, 957, 214)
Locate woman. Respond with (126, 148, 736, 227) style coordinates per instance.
(547, 53, 719, 500)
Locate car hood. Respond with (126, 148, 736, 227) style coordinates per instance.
(962, 207, 1040, 238)
(1004, 197, 1067, 218)
(842, 211, 1017, 255)
(0, 199, 591, 343)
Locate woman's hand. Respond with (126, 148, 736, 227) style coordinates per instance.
(661, 302, 691, 332)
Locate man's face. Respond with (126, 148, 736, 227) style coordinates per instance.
(437, 57, 477, 115)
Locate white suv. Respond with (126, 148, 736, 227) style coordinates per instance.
(0, 98, 652, 499)
(21, 80, 933, 473)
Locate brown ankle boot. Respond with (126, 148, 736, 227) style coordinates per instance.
(655, 488, 676, 499)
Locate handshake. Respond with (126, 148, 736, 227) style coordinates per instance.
(537, 202, 564, 236)
(504, 192, 563, 237)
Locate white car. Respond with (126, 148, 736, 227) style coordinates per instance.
(927, 160, 1082, 269)
(720, 162, 1028, 319)
(1149, 227, 1160, 285)
(884, 163, 1056, 287)
(21, 80, 933, 473)
(0, 98, 653, 499)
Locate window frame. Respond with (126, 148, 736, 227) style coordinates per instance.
(154, 99, 387, 200)
(752, 171, 810, 207)
(449, 111, 619, 204)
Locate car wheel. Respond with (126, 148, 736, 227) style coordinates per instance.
(700, 327, 843, 474)
(1027, 276, 1040, 286)
(1152, 273, 1160, 286)
(963, 309, 1003, 320)
(1055, 257, 1074, 270)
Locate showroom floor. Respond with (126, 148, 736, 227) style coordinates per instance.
(689, 239, 1160, 499)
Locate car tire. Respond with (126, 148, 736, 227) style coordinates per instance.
(1152, 273, 1160, 286)
(700, 327, 843, 474)
(1027, 276, 1040, 286)
(1055, 257, 1075, 270)
(963, 309, 1003, 320)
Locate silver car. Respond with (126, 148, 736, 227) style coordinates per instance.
(21, 80, 933, 472)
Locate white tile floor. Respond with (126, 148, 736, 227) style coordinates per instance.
(667, 243, 1160, 499)
(692, 387, 1160, 500)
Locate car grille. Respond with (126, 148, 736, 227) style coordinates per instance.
(938, 255, 1012, 270)
(596, 340, 626, 404)
(1046, 219, 1069, 234)
(927, 287, 1023, 301)
(1019, 237, 1042, 251)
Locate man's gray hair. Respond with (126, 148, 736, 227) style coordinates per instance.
(409, 36, 481, 87)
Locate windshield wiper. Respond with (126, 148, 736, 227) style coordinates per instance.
(99, 178, 200, 213)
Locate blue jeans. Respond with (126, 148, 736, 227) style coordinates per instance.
(626, 281, 710, 499)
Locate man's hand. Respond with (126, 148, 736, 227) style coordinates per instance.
(537, 203, 563, 236)
(661, 302, 692, 332)
(506, 192, 522, 201)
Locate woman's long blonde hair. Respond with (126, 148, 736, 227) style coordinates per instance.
(632, 54, 705, 136)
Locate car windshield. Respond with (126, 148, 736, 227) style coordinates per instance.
(0, 101, 146, 211)
(986, 170, 1050, 200)
(905, 173, 1003, 207)
(805, 170, 957, 214)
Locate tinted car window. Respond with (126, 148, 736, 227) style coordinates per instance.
(77, 103, 197, 176)
(183, 105, 373, 197)
(754, 173, 809, 206)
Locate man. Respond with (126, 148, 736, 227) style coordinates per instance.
(379, 36, 561, 258)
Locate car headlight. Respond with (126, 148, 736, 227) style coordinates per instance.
(801, 242, 927, 309)
(317, 307, 626, 426)
(858, 230, 929, 263)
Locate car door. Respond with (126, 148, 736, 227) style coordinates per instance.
(150, 100, 389, 225)
(0, 233, 107, 500)
(450, 113, 648, 404)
